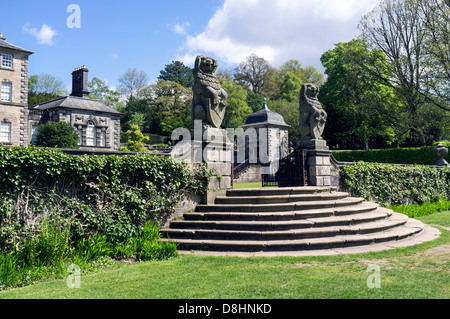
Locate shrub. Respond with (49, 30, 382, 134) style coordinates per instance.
(333, 146, 449, 165)
(119, 124, 150, 152)
(34, 121, 80, 149)
(0, 145, 210, 252)
(340, 162, 450, 206)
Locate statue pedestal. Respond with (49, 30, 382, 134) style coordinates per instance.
(298, 139, 334, 187)
(192, 127, 233, 204)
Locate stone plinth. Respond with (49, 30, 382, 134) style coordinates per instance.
(307, 149, 333, 187)
(298, 139, 337, 187)
(191, 127, 233, 204)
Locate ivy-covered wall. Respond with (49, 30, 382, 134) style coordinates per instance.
(340, 162, 450, 206)
(0, 146, 210, 251)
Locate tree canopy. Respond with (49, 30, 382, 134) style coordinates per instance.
(158, 61, 194, 89)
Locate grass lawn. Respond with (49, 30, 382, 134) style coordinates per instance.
(233, 181, 263, 188)
(0, 212, 448, 300)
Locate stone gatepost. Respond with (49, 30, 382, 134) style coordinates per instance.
(191, 127, 233, 204)
(297, 83, 338, 187)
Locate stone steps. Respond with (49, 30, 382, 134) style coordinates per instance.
(161, 187, 436, 255)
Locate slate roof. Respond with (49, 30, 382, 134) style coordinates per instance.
(32, 96, 122, 115)
(0, 37, 34, 55)
(243, 99, 290, 128)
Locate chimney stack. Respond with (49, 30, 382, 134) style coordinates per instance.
(70, 65, 90, 98)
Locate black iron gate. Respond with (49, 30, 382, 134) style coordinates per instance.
(261, 149, 309, 187)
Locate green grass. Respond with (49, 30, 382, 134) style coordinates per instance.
(1, 212, 449, 299)
(233, 181, 263, 188)
(390, 200, 450, 218)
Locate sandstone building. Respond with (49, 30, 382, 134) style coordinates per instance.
(0, 33, 121, 151)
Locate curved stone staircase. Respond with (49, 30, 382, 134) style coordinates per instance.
(161, 187, 439, 256)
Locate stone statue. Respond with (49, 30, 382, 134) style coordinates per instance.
(434, 144, 449, 166)
(192, 55, 228, 129)
(299, 83, 327, 144)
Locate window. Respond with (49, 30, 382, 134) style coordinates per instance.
(77, 128, 83, 146)
(86, 121, 96, 146)
(31, 125, 39, 144)
(0, 121, 11, 143)
(1, 53, 13, 68)
(1, 82, 12, 102)
(99, 130, 106, 147)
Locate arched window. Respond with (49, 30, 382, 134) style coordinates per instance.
(86, 120, 96, 146)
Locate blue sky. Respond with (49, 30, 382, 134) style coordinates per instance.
(0, 0, 381, 91)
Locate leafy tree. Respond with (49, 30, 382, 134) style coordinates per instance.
(28, 73, 66, 95)
(268, 98, 300, 144)
(145, 80, 192, 135)
(359, 0, 449, 145)
(417, 0, 450, 110)
(158, 61, 194, 88)
(28, 73, 67, 106)
(34, 121, 79, 149)
(117, 68, 148, 99)
(277, 60, 324, 102)
(220, 80, 253, 129)
(234, 54, 276, 95)
(119, 124, 150, 152)
(246, 92, 265, 113)
(88, 77, 123, 111)
(120, 97, 152, 133)
(320, 39, 403, 149)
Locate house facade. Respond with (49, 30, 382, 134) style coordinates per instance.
(0, 33, 34, 147)
(0, 33, 121, 151)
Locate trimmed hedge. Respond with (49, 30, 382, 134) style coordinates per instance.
(333, 145, 449, 165)
(340, 162, 450, 206)
(0, 146, 210, 252)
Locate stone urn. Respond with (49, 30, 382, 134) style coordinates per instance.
(434, 144, 449, 166)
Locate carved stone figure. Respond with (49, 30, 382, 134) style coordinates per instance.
(299, 83, 327, 142)
(192, 55, 228, 128)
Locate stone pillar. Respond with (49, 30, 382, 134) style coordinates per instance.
(307, 149, 332, 187)
(191, 127, 233, 204)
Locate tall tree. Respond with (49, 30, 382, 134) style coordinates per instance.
(220, 80, 253, 129)
(277, 60, 324, 102)
(359, 0, 449, 145)
(234, 54, 275, 96)
(117, 68, 148, 99)
(88, 77, 123, 111)
(146, 80, 192, 135)
(320, 39, 403, 149)
(417, 0, 450, 109)
(158, 61, 194, 88)
(28, 73, 67, 106)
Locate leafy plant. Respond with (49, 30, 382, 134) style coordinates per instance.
(340, 162, 450, 206)
(34, 121, 80, 149)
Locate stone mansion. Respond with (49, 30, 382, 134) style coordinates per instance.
(0, 33, 121, 151)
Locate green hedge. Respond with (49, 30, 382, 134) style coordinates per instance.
(333, 145, 449, 165)
(340, 162, 450, 206)
(0, 146, 210, 252)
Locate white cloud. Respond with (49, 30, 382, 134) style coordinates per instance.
(109, 53, 119, 59)
(175, 0, 381, 70)
(172, 22, 191, 36)
(23, 23, 58, 46)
